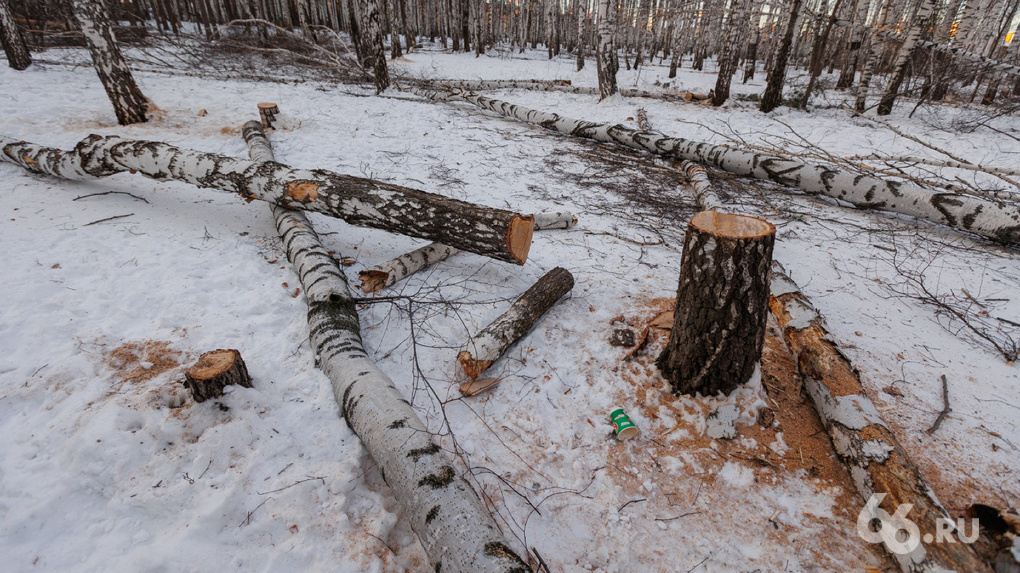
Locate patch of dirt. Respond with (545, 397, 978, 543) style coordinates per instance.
(105, 340, 183, 384)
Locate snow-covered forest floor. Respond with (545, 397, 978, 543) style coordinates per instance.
(2, 38, 1019, 572)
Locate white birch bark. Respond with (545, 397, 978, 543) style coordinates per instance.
(458, 267, 574, 378)
(769, 262, 991, 573)
(413, 88, 1020, 244)
(0, 0, 30, 70)
(71, 0, 149, 125)
(0, 134, 535, 264)
(241, 121, 531, 573)
(595, 0, 619, 99)
(875, 0, 937, 115)
(678, 160, 723, 211)
(359, 211, 578, 293)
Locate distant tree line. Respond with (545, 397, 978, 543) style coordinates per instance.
(4, 0, 1020, 113)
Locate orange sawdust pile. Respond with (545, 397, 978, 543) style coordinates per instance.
(105, 340, 182, 384)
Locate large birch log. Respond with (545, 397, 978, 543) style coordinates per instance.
(0, 134, 534, 264)
(458, 267, 574, 379)
(657, 211, 775, 396)
(0, 0, 30, 70)
(242, 121, 531, 573)
(359, 211, 577, 293)
(413, 88, 1020, 245)
(413, 79, 692, 102)
(768, 262, 991, 573)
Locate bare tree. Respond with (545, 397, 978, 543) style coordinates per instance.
(876, 0, 937, 115)
(70, 0, 149, 125)
(596, 0, 618, 99)
(760, 0, 804, 113)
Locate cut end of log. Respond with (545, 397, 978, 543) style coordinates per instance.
(358, 269, 390, 293)
(506, 215, 535, 265)
(459, 377, 501, 397)
(457, 350, 492, 380)
(184, 349, 252, 403)
(690, 210, 775, 239)
(286, 181, 319, 203)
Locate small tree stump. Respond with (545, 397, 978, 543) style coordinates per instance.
(184, 349, 252, 402)
(657, 211, 775, 396)
(258, 103, 279, 129)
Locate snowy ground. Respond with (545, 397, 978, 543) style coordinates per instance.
(1, 41, 1019, 572)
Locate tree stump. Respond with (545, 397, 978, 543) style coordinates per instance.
(184, 349, 252, 402)
(258, 103, 279, 129)
(657, 211, 775, 396)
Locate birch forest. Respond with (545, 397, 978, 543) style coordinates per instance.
(2, 0, 1019, 572)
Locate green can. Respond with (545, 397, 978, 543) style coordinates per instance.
(609, 407, 639, 441)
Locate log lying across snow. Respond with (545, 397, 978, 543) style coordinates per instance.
(458, 267, 574, 379)
(359, 211, 577, 293)
(0, 134, 534, 264)
(242, 121, 531, 573)
(412, 81, 694, 102)
(768, 262, 990, 573)
(414, 88, 1020, 245)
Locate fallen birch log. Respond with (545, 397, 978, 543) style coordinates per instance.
(413, 88, 1020, 245)
(458, 267, 574, 379)
(846, 154, 1020, 178)
(242, 121, 531, 573)
(0, 134, 534, 264)
(413, 80, 693, 102)
(359, 211, 577, 293)
(768, 262, 990, 573)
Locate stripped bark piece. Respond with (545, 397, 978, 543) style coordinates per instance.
(413, 88, 1020, 245)
(358, 211, 577, 293)
(657, 211, 776, 396)
(768, 262, 991, 573)
(459, 377, 502, 397)
(0, 134, 533, 264)
(458, 267, 574, 379)
(243, 121, 530, 573)
(184, 349, 252, 403)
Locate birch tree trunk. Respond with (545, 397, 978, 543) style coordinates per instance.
(759, 0, 803, 113)
(358, 0, 390, 91)
(70, 0, 149, 125)
(712, 0, 749, 106)
(0, 0, 30, 70)
(855, 0, 893, 112)
(876, 0, 937, 116)
(769, 263, 992, 573)
(241, 121, 531, 573)
(657, 211, 775, 396)
(801, 0, 846, 108)
(595, 0, 618, 99)
(0, 134, 535, 264)
(413, 88, 1020, 244)
(576, 0, 585, 71)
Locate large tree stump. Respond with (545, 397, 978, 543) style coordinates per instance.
(657, 211, 775, 396)
(458, 267, 574, 379)
(184, 349, 252, 402)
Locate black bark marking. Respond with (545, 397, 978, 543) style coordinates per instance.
(418, 466, 455, 489)
(483, 542, 531, 572)
(407, 443, 440, 461)
(425, 505, 440, 524)
(388, 418, 408, 429)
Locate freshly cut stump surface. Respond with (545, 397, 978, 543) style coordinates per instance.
(657, 211, 775, 396)
(184, 349, 252, 402)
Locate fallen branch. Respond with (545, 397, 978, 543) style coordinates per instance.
(0, 134, 534, 264)
(459, 267, 574, 379)
(412, 88, 1020, 245)
(926, 374, 952, 435)
(242, 120, 531, 573)
(359, 211, 577, 293)
(768, 263, 990, 573)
